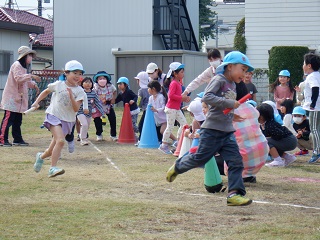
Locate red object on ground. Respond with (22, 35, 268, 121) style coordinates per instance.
(173, 124, 189, 157)
(118, 103, 136, 144)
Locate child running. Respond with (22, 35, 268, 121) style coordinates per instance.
(158, 62, 190, 154)
(77, 77, 104, 145)
(166, 51, 254, 206)
(32, 60, 87, 177)
(148, 80, 177, 144)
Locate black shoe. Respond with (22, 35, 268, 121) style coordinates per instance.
(13, 140, 29, 146)
(243, 176, 257, 183)
(2, 141, 12, 147)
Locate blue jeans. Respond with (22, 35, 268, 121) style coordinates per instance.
(175, 128, 246, 196)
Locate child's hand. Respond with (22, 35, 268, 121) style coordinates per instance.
(233, 114, 245, 122)
(66, 88, 73, 98)
(151, 106, 157, 112)
(129, 100, 134, 105)
(294, 85, 301, 92)
(83, 109, 89, 114)
(233, 101, 240, 109)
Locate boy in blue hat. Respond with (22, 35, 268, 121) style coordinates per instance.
(166, 51, 254, 206)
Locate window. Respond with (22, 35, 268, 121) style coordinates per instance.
(0, 50, 14, 74)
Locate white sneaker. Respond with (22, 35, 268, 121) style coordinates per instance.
(283, 153, 297, 166)
(110, 136, 118, 141)
(265, 159, 285, 167)
(67, 140, 75, 153)
(96, 135, 103, 141)
(80, 139, 89, 146)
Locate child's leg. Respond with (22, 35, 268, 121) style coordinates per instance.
(309, 111, 320, 154)
(162, 108, 176, 144)
(138, 110, 146, 140)
(131, 113, 139, 133)
(160, 122, 176, 141)
(175, 110, 187, 139)
(107, 108, 117, 137)
(77, 114, 89, 140)
(76, 118, 81, 136)
(93, 117, 103, 136)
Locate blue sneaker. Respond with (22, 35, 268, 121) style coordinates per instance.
(48, 167, 65, 178)
(158, 144, 171, 154)
(309, 154, 320, 164)
(34, 152, 44, 173)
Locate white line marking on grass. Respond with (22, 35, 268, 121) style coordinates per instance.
(90, 141, 320, 210)
(91, 142, 126, 177)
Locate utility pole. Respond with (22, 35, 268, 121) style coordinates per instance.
(7, 0, 14, 9)
(215, 15, 219, 48)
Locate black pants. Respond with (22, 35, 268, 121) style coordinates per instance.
(94, 117, 103, 136)
(138, 110, 146, 140)
(0, 110, 23, 143)
(65, 124, 75, 142)
(106, 107, 117, 137)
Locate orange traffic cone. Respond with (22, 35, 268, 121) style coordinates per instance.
(173, 124, 189, 157)
(118, 103, 136, 144)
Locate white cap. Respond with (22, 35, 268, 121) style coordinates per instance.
(65, 60, 85, 73)
(146, 62, 158, 73)
(187, 100, 206, 122)
(134, 71, 149, 88)
(166, 62, 185, 78)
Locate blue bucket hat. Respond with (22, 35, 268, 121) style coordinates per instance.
(117, 77, 129, 86)
(93, 71, 111, 83)
(215, 51, 254, 74)
(279, 70, 290, 77)
(292, 106, 306, 115)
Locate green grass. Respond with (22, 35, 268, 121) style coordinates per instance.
(0, 108, 319, 240)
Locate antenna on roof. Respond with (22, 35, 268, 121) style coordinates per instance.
(5, 0, 18, 9)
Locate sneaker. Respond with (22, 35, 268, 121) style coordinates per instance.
(171, 140, 178, 148)
(243, 176, 257, 183)
(34, 152, 44, 173)
(309, 153, 320, 164)
(80, 139, 89, 146)
(2, 141, 12, 147)
(166, 164, 178, 182)
(158, 144, 171, 154)
(48, 167, 65, 178)
(227, 194, 252, 206)
(13, 140, 29, 146)
(295, 149, 309, 156)
(265, 159, 285, 167)
(110, 136, 118, 141)
(67, 140, 75, 153)
(96, 135, 103, 141)
(134, 140, 140, 146)
(77, 134, 81, 141)
(283, 153, 297, 166)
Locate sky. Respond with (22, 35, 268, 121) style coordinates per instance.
(0, 0, 53, 19)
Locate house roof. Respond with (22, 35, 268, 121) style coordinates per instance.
(0, 7, 53, 47)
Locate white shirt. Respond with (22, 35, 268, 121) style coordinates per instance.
(46, 81, 86, 122)
(303, 71, 320, 111)
(148, 93, 166, 125)
(282, 114, 296, 135)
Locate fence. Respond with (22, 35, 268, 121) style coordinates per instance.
(28, 70, 62, 109)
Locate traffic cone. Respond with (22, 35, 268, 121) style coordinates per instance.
(204, 156, 226, 193)
(118, 103, 136, 144)
(173, 124, 189, 157)
(178, 136, 192, 158)
(138, 104, 159, 148)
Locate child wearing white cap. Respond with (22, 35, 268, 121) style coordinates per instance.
(158, 62, 190, 154)
(32, 60, 87, 178)
(146, 62, 166, 86)
(166, 51, 254, 206)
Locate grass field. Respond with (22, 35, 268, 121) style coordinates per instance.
(0, 108, 319, 240)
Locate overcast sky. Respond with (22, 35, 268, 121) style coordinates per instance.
(0, 0, 53, 19)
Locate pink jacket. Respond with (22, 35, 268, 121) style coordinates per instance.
(0, 61, 37, 113)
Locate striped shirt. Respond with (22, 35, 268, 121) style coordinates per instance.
(78, 90, 104, 117)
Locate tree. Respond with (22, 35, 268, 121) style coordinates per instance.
(199, 0, 216, 50)
(234, 17, 246, 54)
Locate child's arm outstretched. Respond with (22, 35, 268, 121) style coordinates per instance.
(31, 88, 51, 108)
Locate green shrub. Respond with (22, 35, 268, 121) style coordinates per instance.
(268, 46, 309, 87)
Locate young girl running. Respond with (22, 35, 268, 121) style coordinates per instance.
(147, 80, 177, 144)
(32, 60, 87, 177)
(77, 77, 104, 145)
(270, 70, 295, 118)
(158, 62, 190, 154)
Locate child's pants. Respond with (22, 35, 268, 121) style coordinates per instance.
(93, 117, 103, 136)
(106, 107, 117, 137)
(131, 113, 139, 133)
(297, 136, 313, 150)
(77, 114, 91, 140)
(174, 128, 246, 196)
(309, 111, 320, 154)
(267, 134, 297, 156)
(162, 107, 187, 143)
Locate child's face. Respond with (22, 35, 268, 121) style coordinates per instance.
(279, 76, 289, 85)
(280, 105, 286, 114)
(202, 102, 208, 115)
(244, 72, 253, 83)
(148, 87, 156, 95)
(97, 76, 107, 87)
(293, 114, 306, 124)
(227, 64, 248, 83)
(66, 70, 83, 85)
(82, 80, 92, 90)
(303, 60, 313, 75)
(173, 69, 184, 82)
(117, 83, 125, 91)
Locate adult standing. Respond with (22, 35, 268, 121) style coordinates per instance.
(0, 46, 41, 146)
